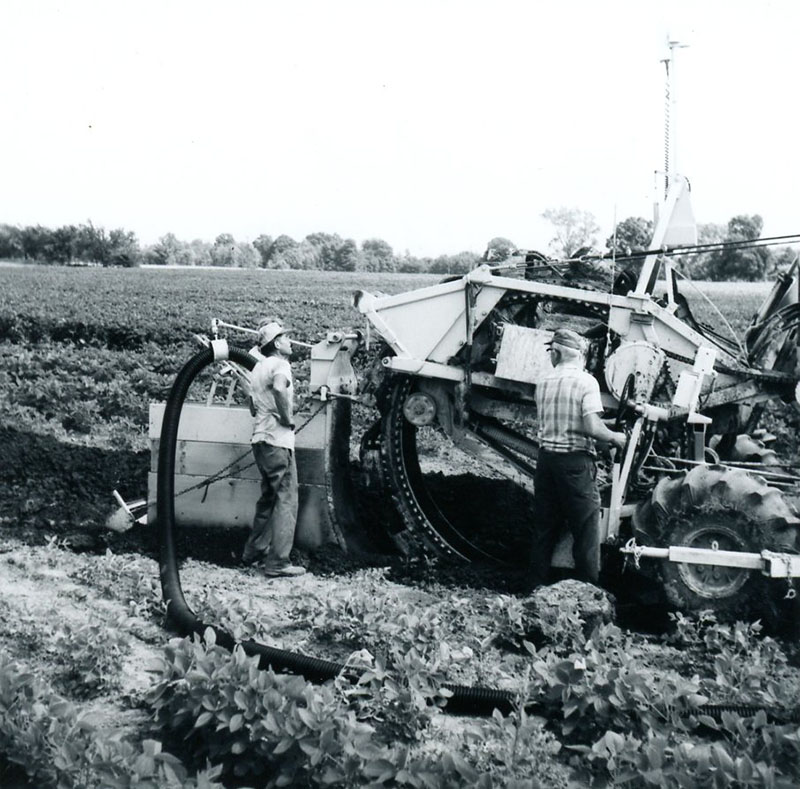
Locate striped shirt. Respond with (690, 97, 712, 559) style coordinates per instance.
(536, 362, 603, 454)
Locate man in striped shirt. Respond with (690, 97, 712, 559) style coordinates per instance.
(529, 328, 627, 589)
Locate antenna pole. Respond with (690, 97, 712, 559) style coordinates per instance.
(661, 38, 688, 198)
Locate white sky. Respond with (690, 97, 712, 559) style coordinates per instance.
(2, 0, 798, 257)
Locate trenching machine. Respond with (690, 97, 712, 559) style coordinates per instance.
(124, 175, 800, 621)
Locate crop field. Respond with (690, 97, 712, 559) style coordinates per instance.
(1, 264, 799, 788)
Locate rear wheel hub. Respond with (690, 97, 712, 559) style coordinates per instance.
(674, 521, 750, 600)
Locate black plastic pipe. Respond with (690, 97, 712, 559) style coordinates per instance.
(157, 346, 798, 722)
(156, 345, 517, 713)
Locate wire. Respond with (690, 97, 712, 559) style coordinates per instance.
(495, 233, 800, 276)
(670, 267, 748, 361)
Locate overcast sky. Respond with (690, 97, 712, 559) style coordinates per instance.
(2, 1, 798, 258)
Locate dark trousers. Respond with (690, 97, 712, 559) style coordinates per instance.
(529, 449, 601, 588)
(242, 443, 298, 565)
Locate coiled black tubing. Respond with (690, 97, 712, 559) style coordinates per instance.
(157, 346, 797, 722)
(156, 345, 516, 715)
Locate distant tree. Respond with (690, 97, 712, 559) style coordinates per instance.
(252, 234, 274, 268)
(606, 217, 653, 257)
(451, 250, 481, 273)
(334, 238, 359, 272)
(484, 237, 516, 262)
(43, 225, 80, 264)
(361, 238, 395, 272)
(0, 224, 22, 259)
(285, 240, 318, 270)
(147, 233, 183, 266)
(186, 239, 213, 267)
(106, 228, 140, 267)
(19, 225, 50, 261)
(683, 222, 727, 279)
(428, 256, 452, 275)
(604, 216, 653, 276)
(430, 251, 481, 275)
(77, 222, 137, 266)
(305, 232, 343, 270)
(229, 241, 260, 269)
(771, 245, 799, 276)
(75, 222, 109, 264)
(703, 214, 772, 281)
(210, 233, 236, 267)
(396, 252, 429, 273)
(541, 207, 600, 259)
(267, 235, 298, 269)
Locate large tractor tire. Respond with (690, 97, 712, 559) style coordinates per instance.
(636, 464, 800, 620)
(709, 433, 779, 466)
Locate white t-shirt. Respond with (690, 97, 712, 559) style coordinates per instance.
(250, 355, 295, 450)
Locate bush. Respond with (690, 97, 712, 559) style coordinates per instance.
(0, 652, 221, 788)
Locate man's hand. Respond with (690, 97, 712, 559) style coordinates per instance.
(610, 431, 627, 451)
(584, 412, 628, 451)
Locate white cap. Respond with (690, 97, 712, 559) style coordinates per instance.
(257, 321, 286, 346)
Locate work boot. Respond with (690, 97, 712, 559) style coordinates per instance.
(262, 561, 306, 578)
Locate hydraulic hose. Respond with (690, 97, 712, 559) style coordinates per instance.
(156, 344, 517, 711)
(157, 346, 799, 722)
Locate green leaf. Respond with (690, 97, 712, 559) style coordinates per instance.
(274, 738, 294, 755)
(194, 711, 213, 728)
(362, 758, 397, 779)
(320, 767, 345, 784)
(77, 712, 103, 732)
(230, 713, 244, 732)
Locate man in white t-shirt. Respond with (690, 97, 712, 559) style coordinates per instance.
(529, 328, 626, 589)
(241, 321, 305, 577)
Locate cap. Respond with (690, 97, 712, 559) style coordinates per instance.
(257, 321, 286, 347)
(546, 328, 585, 351)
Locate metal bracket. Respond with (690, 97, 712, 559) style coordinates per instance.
(620, 539, 800, 581)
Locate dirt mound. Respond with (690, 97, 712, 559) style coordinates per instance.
(0, 426, 148, 541)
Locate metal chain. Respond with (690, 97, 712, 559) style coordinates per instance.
(779, 554, 797, 600)
(175, 399, 328, 502)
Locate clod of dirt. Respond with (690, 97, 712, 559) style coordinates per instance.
(523, 579, 616, 648)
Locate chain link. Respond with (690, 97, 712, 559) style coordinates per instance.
(778, 553, 798, 600)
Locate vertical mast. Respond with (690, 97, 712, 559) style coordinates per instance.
(662, 39, 688, 197)
(635, 38, 696, 297)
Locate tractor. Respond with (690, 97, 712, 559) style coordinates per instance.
(133, 174, 800, 623)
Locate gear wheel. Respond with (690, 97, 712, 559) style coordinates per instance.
(635, 464, 800, 619)
(379, 376, 533, 564)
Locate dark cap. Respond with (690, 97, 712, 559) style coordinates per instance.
(546, 328, 585, 351)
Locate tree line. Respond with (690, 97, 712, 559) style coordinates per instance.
(1, 210, 795, 280)
(604, 213, 797, 281)
(0, 223, 485, 275)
